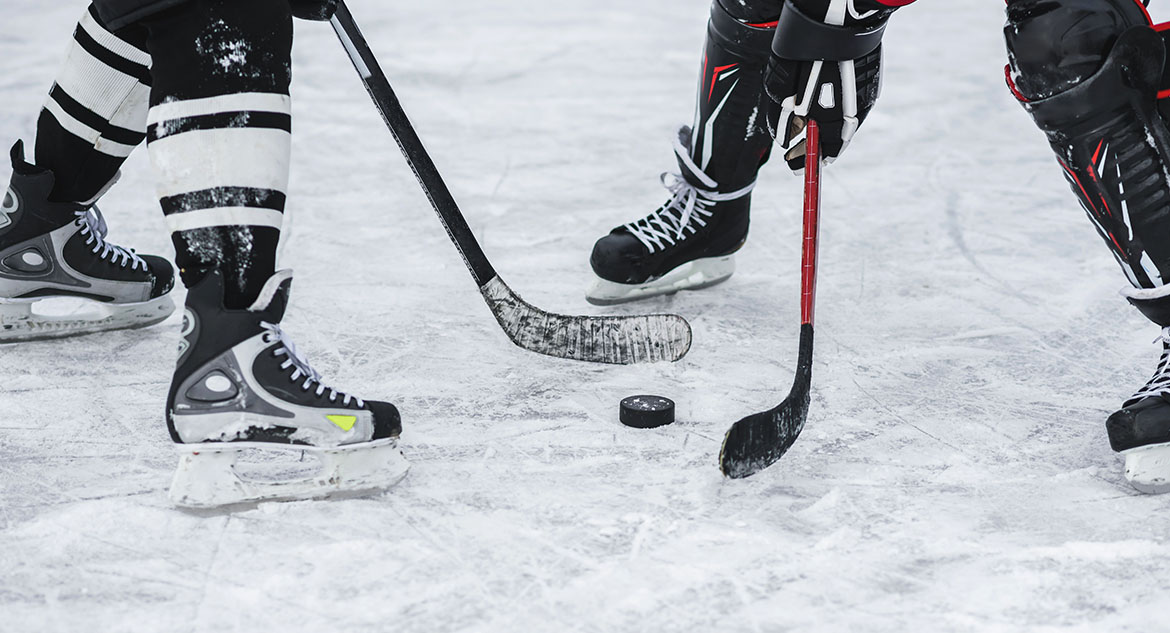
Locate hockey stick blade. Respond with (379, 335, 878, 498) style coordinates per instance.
(719, 120, 823, 478)
(331, 2, 692, 365)
(483, 277, 692, 364)
(719, 324, 812, 478)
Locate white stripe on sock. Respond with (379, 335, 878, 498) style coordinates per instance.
(78, 8, 151, 67)
(148, 127, 291, 198)
(43, 98, 136, 158)
(107, 83, 150, 135)
(55, 40, 144, 120)
(165, 207, 284, 233)
(147, 93, 292, 126)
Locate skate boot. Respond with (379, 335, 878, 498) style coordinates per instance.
(167, 268, 408, 508)
(1107, 287, 1170, 493)
(586, 128, 755, 305)
(0, 141, 174, 342)
(586, 1, 775, 305)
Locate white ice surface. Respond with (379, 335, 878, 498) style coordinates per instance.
(4, 1, 1170, 632)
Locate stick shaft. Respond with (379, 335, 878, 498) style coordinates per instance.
(717, 121, 822, 477)
(330, 2, 496, 286)
(800, 121, 822, 327)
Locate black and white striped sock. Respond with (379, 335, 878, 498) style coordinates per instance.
(147, 90, 292, 307)
(142, 0, 294, 307)
(148, 93, 291, 236)
(33, 5, 150, 203)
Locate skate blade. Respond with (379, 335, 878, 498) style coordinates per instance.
(168, 438, 410, 509)
(0, 294, 174, 343)
(1122, 443, 1170, 494)
(585, 255, 735, 306)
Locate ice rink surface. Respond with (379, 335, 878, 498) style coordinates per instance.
(4, 1, 1170, 631)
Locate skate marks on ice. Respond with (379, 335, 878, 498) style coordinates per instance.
(481, 275, 692, 364)
(8, 0, 1170, 631)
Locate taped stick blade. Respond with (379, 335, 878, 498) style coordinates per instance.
(481, 276, 692, 364)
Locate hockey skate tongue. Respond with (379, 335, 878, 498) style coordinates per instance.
(247, 269, 294, 318)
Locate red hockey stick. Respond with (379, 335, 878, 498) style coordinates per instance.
(719, 119, 822, 478)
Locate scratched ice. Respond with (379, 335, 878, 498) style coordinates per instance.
(3, 2, 1170, 632)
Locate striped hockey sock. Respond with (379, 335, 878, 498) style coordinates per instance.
(33, 4, 150, 203)
(140, 0, 294, 308)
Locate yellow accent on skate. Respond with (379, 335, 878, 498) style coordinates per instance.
(327, 415, 357, 431)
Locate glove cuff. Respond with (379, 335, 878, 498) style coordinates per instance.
(772, 0, 889, 61)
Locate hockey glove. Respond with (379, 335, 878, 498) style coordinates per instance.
(290, 0, 339, 21)
(765, 0, 908, 170)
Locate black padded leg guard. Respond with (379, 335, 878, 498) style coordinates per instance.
(1005, 0, 1152, 100)
(1007, 1, 1170, 289)
(686, 0, 779, 192)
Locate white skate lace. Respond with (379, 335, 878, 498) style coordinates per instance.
(1126, 326, 1170, 407)
(260, 321, 365, 407)
(75, 207, 148, 271)
(624, 136, 755, 254)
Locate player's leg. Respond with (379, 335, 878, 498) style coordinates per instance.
(1005, 0, 1170, 492)
(585, 0, 778, 305)
(0, 4, 175, 342)
(139, 0, 406, 507)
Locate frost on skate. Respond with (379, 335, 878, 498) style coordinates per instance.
(166, 270, 409, 508)
(0, 143, 176, 342)
(0, 295, 173, 343)
(169, 439, 410, 509)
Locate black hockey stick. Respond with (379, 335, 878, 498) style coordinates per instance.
(329, 3, 691, 364)
(719, 120, 822, 478)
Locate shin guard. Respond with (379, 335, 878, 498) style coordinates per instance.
(688, 0, 781, 191)
(1006, 0, 1170, 288)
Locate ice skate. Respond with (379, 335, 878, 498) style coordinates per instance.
(167, 268, 408, 508)
(1107, 288, 1170, 493)
(586, 128, 754, 305)
(1107, 328, 1170, 494)
(0, 141, 174, 342)
(586, 3, 774, 306)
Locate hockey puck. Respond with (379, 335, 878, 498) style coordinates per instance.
(619, 395, 675, 429)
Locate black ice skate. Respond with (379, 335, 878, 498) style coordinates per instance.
(586, 127, 754, 305)
(587, 0, 774, 305)
(1107, 287, 1170, 493)
(167, 269, 408, 508)
(0, 141, 174, 341)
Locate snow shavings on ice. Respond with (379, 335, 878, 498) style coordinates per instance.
(3, 1, 1170, 632)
